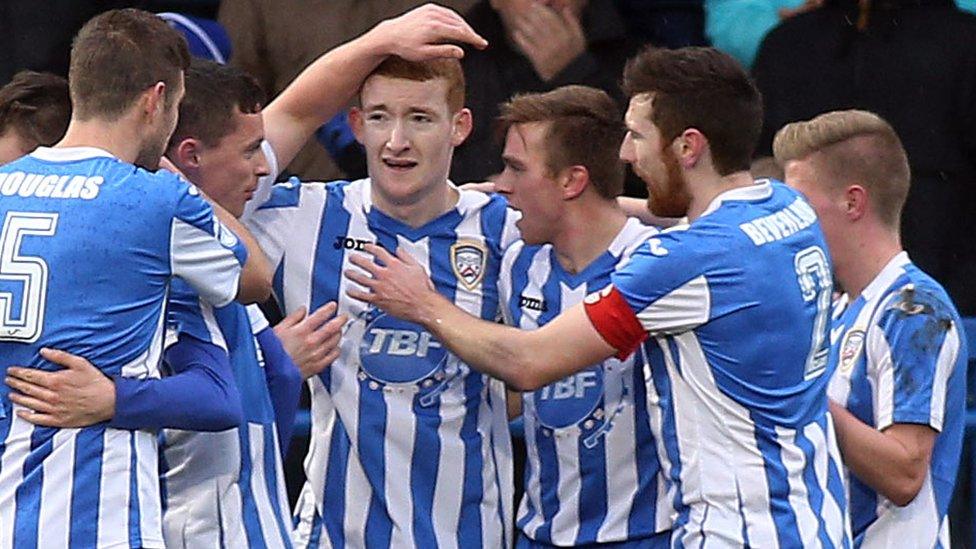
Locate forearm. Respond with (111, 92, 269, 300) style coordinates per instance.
(110, 335, 242, 432)
(255, 327, 302, 454)
(263, 26, 392, 168)
(829, 401, 929, 505)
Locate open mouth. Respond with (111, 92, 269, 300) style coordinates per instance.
(382, 158, 418, 171)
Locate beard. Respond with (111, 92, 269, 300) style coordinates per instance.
(645, 145, 692, 218)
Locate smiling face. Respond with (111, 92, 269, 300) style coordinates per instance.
(494, 122, 565, 245)
(351, 75, 471, 207)
(619, 94, 691, 217)
(192, 109, 269, 218)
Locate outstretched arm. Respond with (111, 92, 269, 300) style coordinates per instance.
(263, 3, 488, 169)
(345, 244, 615, 390)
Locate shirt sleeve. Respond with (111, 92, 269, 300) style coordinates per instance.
(165, 279, 228, 351)
(869, 285, 963, 432)
(583, 230, 711, 358)
(242, 178, 307, 273)
(254, 326, 302, 459)
(110, 333, 242, 431)
(170, 180, 249, 308)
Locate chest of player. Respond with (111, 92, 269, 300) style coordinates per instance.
(328, 225, 503, 407)
(828, 301, 882, 426)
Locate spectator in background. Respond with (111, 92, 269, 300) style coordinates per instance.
(218, 0, 476, 182)
(615, 0, 705, 48)
(452, 0, 639, 187)
(752, 0, 976, 319)
(704, 0, 820, 69)
(0, 70, 70, 165)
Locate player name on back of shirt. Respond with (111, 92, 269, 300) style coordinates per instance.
(0, 172, 103, 199)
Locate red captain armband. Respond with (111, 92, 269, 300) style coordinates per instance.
(583, 285, 647, 360)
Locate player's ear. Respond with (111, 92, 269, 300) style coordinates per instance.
(142, 82, 167, 121)
(171, 138, 203, 171)
(451, 108, 473, 147)
(561, 165, 588, 200)
(676, 128, 706, 169)
(348, 107, 365, 145)
(845, 184, 868, 221)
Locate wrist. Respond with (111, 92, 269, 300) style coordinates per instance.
(360, 20, 397, 59)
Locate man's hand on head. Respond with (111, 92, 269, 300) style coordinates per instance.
(345, 244, 444, 326)
(5, 348, 116, 428)
(370, 3, 488, 61)
(274, 302, 348, 380)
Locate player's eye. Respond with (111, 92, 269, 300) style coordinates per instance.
(411, 113, 432, 123)
(367, 112, 387, 122)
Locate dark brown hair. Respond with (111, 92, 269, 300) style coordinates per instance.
(0, 71, 71, 147)
(69, 9, 191, 121)
(623, 46, 762, 175)
(168, 59, 266, 148)
(365, 56, 465, 113)
(498, 85, 625, 199)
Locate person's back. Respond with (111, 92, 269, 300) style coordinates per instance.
(0, 148, 245, 547)
(599, 180, 847, 545)
(0, 10, 250, 548)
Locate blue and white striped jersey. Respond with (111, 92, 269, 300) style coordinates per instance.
(160, 280, 292, 549)
(246, 178, 521, 548)
(500, 218, 674, 545)
(0, 146, 246, 548)
(828, 252, 967, 548)
(584, 181, 850, 548)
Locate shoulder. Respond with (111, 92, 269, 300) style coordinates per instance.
(255, 176, 354, 211)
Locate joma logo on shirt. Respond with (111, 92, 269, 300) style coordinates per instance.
(519, 295, 547, 312)
(333, 236, 373, 250)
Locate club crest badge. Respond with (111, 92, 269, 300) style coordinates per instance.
(450, 240, 487, 290)
(839, 329, 865, 374)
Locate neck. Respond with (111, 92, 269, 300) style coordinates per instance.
(835, 224, 902, 298)
(686, 170, 755, 221)
(551, 197, 628, 274)
(56, 117, 144, 164)
(370, 180, 459, 228)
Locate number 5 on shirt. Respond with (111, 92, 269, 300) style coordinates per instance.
(0, 211, 59, 342)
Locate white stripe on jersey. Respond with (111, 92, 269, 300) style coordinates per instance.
(249, 424, 288, 549)
(37, 429, 74, 548)
(929, 323, 959, 430)
(775, 425, 821, 545)
(383, 389, 417, 549)
(169, 217, 242, 308)
(0, 414, 31, 547)
(97, 429, 132, 548)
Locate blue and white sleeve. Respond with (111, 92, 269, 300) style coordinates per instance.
(243, 178, 306, 273)
(868, 285, 962, 432)
(254, 327, 302, 457)
(170, 179, 248, 307)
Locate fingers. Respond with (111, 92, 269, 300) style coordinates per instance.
(15, 409, 63, 428)
(345, 268, 377, 291)
(40, 348, 90, 370)
(348, 252, 383, 278)
(346, 286, 376, 304)
(278, 306, 308, 329)
(362, 243, 395, 264)
(306, 302, 338, 327)
(7, 366, 57, 390)
(5, 374, 58, 403)
(8, 391, 57, 415)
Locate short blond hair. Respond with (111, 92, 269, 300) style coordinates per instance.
(773, 110, 910, 229)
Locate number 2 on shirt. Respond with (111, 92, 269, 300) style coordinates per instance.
(794, 245, 831, 380)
